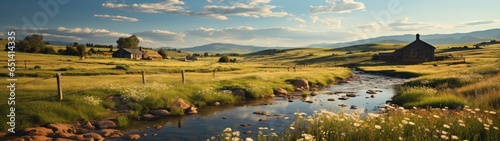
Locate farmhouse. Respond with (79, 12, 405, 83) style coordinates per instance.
(112, 48, 144, 60)
(377, 34, 435, 63)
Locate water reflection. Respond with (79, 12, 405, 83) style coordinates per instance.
(112, 74, 405, 141)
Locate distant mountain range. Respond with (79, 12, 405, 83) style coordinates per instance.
(174, 43, 288, 53)
(308, 28, 500, 47)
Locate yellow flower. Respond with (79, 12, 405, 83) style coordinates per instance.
(443, 124, 450, 129)
(375, 125, 381, 129)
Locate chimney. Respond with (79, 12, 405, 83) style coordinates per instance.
(416, 34, 420, 40)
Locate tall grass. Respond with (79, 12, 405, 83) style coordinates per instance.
(214, 106, 500, 141)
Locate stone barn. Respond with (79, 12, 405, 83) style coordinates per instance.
(377, 34, 435, 63)
(112, 48, 144, 60)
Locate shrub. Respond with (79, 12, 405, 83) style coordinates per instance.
(115, 65, 129, 70)
(218, 56, 229, 62)
(34, 65, 42, 70)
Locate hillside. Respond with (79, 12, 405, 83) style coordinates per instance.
(309, 28, 500, 47)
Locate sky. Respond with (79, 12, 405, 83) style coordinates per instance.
(0, 0, 499, 48)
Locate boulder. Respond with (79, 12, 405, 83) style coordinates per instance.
(123, 134, 141, 140)
(338, 97, 349, 100)
(95, 120, 117, 129)
(232, 89, 245, 97)
(327, 98, 335, 101)
(84, 133, 104, 141)
(21, 127, 54, 136)
(350, 105, 357, 109)
(149, 109, 170, 116)
(169, 98, 191, 110)
(273, 88, 288, 95)
(22, 136, 53, 141)
(293, 80, 310, 90)
(214, 102, 221, 106)
(186, 106, 198, 115)
(69, 134, 86, 141)
(46, 123, 74, 133)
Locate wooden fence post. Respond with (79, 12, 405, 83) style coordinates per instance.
(56, 73, 63, 101)
(142, 70, 146, 85)
(213, 69, 216, 79)
(182, 70, 186, 84)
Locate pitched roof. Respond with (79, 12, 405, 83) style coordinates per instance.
(402, 36, 436, 50)
(378, 53, 394, 57)
(121, 48, 144, 55)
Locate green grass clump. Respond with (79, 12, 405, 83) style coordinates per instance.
(115, 65, 129, 70)
(117, 115, 129, 128)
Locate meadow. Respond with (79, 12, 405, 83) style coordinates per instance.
(1, 40, 499, 141)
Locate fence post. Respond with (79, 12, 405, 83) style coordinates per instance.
(142, 70, 146, 85)
(24, 60, 27, 70)
(182, 70, 186, 84)
(213, 69, 216, 79)
(56, 73, 63, 101)
(287, 67, 290, 72)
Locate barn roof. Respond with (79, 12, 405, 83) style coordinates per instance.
(121, 48, 144, 55)
(378, 52, 394, 57)
(401, 34, 436, 50)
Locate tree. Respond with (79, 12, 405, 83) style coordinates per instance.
(158, 49, 167, 58)
(76, 45, 86, 57)
(43, 46, 57, 54)
(18, 34, 46, 53)
(116, 35, 140, 49)
(204, 52, 209, 57)
(218, 56, 229, 62)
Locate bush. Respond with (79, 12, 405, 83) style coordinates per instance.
(55, 67, 75, 71)
(34, 65, 42, 70)
(218, 56, 229, 62)
(115, 65, 129, 70)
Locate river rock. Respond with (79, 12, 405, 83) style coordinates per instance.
(123, 134, 141, 140)
(232, 89, 245, 97)
(53, 138, 73, 141)
(53, 132, 76, 138)
(327, 98, 335, 101)
(21, 127, 54, 136)
(170, 98, 191, 110)
(371, 95, 375, 98)
(350, 105, 357, 109)
(214, 102, 221, 106)
(19, 135, 53, 141)
(186, 106, 198, 115)
(46, 123, 74, 133)
(84, 133, 104, 141)
(274, 88, 288, 95)
(149, 109, 170, 116)
(143, 114, 158, 119)
(346, 93, 356, 97)
(338, 104, 347, 107)
(338, 97, 349, 100)
(310, 91, 318, 96)
(293, 79, 310, 90)
(240, 123, 251, 127)
(100, 129, 123, 138)
(95, 120, 117, 129)
(366, 90, 377, 94)
(253, 111, 267, 115)
(245, 131, 253, 134)
(305, 100, 313, 103)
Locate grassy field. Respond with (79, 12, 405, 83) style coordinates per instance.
(1, 39, 499, 140)
(0, 48, 351, 131)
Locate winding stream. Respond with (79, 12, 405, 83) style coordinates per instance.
(112, 73, 406, 141)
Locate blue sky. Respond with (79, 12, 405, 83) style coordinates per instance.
(1, 0, 499, 48)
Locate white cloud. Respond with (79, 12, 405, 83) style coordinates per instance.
(94, 14, 139, 22)
(287, 17, 306, 23)
(186, 26, 359, 46)
(134, 30, 185, 42)
(310, 16, 342, 29)
(102, 0, 186, 14)
(387, 17, 446, 31)
(310, 0, 365, 14)
(102, 0, 287, 20)
(455, 20, 500, 27)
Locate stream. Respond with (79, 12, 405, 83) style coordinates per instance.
(112, 73, 406, 141)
